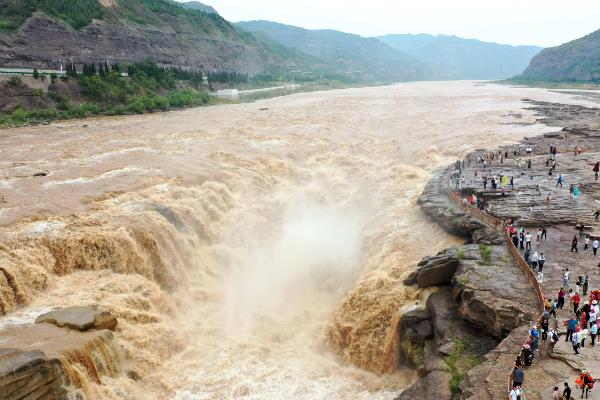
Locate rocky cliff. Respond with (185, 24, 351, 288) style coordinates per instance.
(0, 0, 301, 74)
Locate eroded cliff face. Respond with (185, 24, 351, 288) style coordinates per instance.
(0, 12, 270, 74)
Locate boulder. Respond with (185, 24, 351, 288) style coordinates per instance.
(36, 306, 117, 331)
(0, 349, 65, 400)
(397, 307, 433, 368)
(415, 248, 459, 288)
(394, 370, 453, 400)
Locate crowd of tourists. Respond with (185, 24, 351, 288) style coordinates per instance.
(453, 142, 600, 399)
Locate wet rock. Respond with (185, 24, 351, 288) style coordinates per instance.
(394, 370, 453, 400)
(0, 323, 119, 399)
(36, 306, 117, 332)
(415, 248, 459, 288)
(397, 307, 433, 368)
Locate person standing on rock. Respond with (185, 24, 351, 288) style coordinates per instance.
(509, 384, 522, 400)
(593, 161, 599, 181)
(572, 329, 582, 354)
(549, 328, 559, 353)
(525, 232, 532, 250)
(571, 235, 579, 252)
(542, 225, 548, 240)
(537, 228, 542, 244)
(520, 230, 525, 250)
(510, 176, 514, 189)
(532, 251, 539, 270)
(539, 253, 546, 272)
(563, 382, 572, 400)
(591, 322, 598, 346)
(551, 298, 558, 318)
(567, 316, 577, 342)
(558, 288, 566, 309)
(585, 236, 590, 251)
(594, 209, 600, 221)
(593, 239, 599, 256)
(564, 268, 571, 288)
(574, 292, 581, 315)
(583, 274, 589, 296)
(512, 365, 524, 388)
(557, 174, 564, 187)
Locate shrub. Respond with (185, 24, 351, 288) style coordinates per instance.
(7, 75, 22, 87)
(456, 249, 465, 260)
(33, 68, 39, 79)
(479, 243, 492, 264)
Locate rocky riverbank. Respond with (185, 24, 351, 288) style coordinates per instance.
(398, 95, 600, 399)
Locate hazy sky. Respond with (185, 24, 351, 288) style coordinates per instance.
(190, 0, 600, 47)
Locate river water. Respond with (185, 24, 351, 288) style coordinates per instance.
(0, 82, 589, 399)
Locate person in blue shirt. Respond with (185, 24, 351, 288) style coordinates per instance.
(566, 317, 578, 342)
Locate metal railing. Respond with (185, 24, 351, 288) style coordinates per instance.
(447, 187, 546, 399)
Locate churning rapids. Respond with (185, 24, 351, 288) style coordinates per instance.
(0, 82, 593, 399)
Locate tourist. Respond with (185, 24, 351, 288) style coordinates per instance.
(539, 252, 546, 272)
(557, 174, 564, 187)
(578, 370, 595, 399)
(537, 228, 542, 243)
(563, 382, 572, 400)
(552, 386, 560, 400)
(527, 159, 532, 169)
(573, 292, 581, 315)
(519, 230, 525, 250)
(512, 365, 524, 387)
(525, 232, 532, 250)
(571, 235, 578, 252)
(558, 288, 566, 309)
(593, 239, 599, 256)
(564, 268, 570, 288)
(531, 251, 539, 270)
(592, 322, 598, 346)
(509, 384, 522, 400)
(551, 298, 558, 318)
(541, 317, 549, 341)
(583, 274, 589, 296)
(524, 248, 531, 266)
(541, 225, 548, 240)
(581, 327, 589, 347)
(549, 327, 559, 352)
(569, 184, 574, 199)
(510, 176, 514, 188)
(585, 235, 590, 251)
(522, 344, 534, 366)
(572, 329, 581, 354)
(594, 209, 600, 221)
(594, 161, 599, 181)
(547, 192, 552, 205)
(567, 316, 577, 342)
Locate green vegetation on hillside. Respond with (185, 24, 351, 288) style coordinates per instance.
(0, 0, 103, 30)
(517, 29, 600, 82)
(0, 61, 211, 127)
(0, 0, 229, 32)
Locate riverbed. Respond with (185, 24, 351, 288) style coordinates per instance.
(0, 81, 592, 399)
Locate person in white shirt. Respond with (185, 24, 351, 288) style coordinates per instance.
(525, 232, 532, 250)
(564, 269, 570, 287)
(585, 236, 590, 251)
(593, 239, 600, 256)
(509, 386, 522, 400)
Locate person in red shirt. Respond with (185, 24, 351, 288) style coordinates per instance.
(574, 293, 581, 314)
(558, 288, 566, 309)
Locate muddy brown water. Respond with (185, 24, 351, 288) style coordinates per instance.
(0, 81, 594, 399)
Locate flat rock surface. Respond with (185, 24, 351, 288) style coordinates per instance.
(35, 305, 117, 332)
(454, 99, 600, 399)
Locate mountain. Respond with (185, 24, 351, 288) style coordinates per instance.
(378, 34, 542, 80)
(236, 20, 425, 82)
(0, 0, 303, 75)
(518, 29, 600, 82)
(177, 1, 218, 15)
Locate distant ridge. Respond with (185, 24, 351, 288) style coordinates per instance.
(176, 1, 218, 15)
(236, 20, 425, 82)
(378, 34, 542, 80)
(518, 29, 600, 82)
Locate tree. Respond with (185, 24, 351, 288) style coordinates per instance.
(98, 63, 105, 76)
(33, 68, 39, 79)
(90, 63, 97, 75)
(112, 63, 121, 73)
